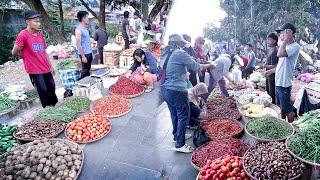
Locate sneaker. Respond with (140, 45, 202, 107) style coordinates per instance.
(171, 134, 192, 143)
(187, 125, 197, 130)
(174, 144, 194, 153)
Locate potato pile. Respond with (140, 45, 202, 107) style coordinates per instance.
(0, 139, 83, 180)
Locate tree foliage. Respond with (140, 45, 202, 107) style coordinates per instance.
(204, 0, 319, 52)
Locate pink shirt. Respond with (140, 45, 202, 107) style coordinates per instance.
(15, 29, 51, 74)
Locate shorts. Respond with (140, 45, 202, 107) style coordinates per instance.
(276, 86, 293, 113)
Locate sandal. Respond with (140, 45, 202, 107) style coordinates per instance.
(174, 144, 194, 153)
(171, 134, 192, 143)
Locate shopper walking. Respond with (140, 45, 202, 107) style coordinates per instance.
(75, 11, 93, 79)
(160, 34, 215, 153)
(264, 33, 279, 104)
(122, 11, 131, 49)
(12, 10, 58, 108)
(93, 25, 108, 64)
(275, 23, 300, 122)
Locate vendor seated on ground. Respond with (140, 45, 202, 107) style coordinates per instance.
(126, 48, 158, 92)
(188, 83, 209, 129)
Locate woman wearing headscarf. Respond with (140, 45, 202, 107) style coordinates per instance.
(160, 34, 215, 153)
(126, 48, 158, 92)
(194, 36, 209, 82)
(188, 83, 209, 129)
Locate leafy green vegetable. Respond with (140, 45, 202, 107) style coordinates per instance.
(292, 109, 320, 131)
(246, 116, 293, 140)
(288, 127, 320, 164)
(57, 59, 76, 70)
(35, 106, 77, 123)
(0, 124, 20, 155)
(59, 97, 90, 112)
(0, 93, 18, 114)
(25, 89, 38, 101)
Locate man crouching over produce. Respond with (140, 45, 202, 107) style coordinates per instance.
(274, 23, 300, 122)
(12, 10, 58, 108)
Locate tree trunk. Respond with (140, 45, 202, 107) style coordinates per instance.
(58, 0, 65, 38)
(148, 0, 164, 22)
(99, 0, 106, 30)
(21, 0, 65, 44)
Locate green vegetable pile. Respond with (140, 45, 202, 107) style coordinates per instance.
(35, 106, 78, 124)
(288, 109, 320, 164)
(246, 116, 293, 140)
(25, 89, 38, 102)
(0, 124, 19, 155)
(208, 89, 221, 100)
(59, 97, 90, 112)
(57, 59, 76, 70)
(0, 93, 18, 114)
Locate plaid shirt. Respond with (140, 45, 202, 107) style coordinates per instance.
(59, 69, 80, 90)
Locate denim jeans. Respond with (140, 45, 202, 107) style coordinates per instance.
(161, 87, 190, 148)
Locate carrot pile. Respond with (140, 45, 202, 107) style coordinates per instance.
(66, 113, 111, 143)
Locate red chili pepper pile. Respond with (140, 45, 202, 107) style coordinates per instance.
(198, 156, 249, 180)
(109, 76, 144, 96)
(206, 98, 237, 110)
(92, 95, 132, 117)
(207, 108, 241, 120)
(192, 138, 248, 168)
(201, 119, 242, 139)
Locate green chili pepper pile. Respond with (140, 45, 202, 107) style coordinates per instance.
(246, 116, 293, 140)
(59, 97, 90, 112)
(35, 106, 78, 124)
(0, 124, 19, 155)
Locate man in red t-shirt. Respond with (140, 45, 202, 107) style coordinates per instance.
(12, 10, 58, 108)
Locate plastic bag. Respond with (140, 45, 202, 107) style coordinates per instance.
(193, 126, 209, 148)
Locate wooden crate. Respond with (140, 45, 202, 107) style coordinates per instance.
(103, 51, 121, 67)
(306, 88, 320, 103)
(119, 55, 133, 68)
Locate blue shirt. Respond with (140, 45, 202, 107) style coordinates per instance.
(161, 46, 202, 92)
(129, 51, 159, 74)
(246, 51, 256, 68)
(76, 25, 92, 55)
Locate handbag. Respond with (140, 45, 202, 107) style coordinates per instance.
(158, 49, 174, 84)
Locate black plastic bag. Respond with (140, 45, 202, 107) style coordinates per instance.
(193, 126, 209, 148)
(299, 90, 320, 116)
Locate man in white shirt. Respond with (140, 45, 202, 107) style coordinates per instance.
(274, 23, 300, 122)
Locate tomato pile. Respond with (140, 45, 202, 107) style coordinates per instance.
(206, 98, 237, 110)
(201, 119, 242, 139)
(207, 108, 241, 120)
(192, 138, 248, 168)
(92, 95, 132, 117)
(109, 76, 144, 96)
(66, 113, 111, 143)
(199, 156, 249, 180)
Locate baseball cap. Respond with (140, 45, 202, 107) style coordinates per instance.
(168, 34, 189, 44)
(275, 23, 296, 34)
(24, 10, 40, 20)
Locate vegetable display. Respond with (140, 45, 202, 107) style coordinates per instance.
(207, 108, 241, 120)
(92, 95, 132, 118)
(244, 142, 304, 179)
(198, 156, 249, 180)
(246, 116, 293, 141)
(14, 121, 65, 141)
(287, 127, 320, 164)
(0, 139, 83, 180)
(0, 124, 19, 155)
(25, 89, 38, 102)
(192, 138, 248, 168)
(292, 109, 320, 131)
(109, 76, 144, 97)
(35, 106, 78, 124)
(208, 89, 221, 100)
(206, 98, 237, 110)
(57, 60, 76, 70)
(0, 93, 18, 114)
(201, 119, 242, 139)
(59, 97, 91, 113)
(66, 113, 111, 143)
(241, 103, 278, 118)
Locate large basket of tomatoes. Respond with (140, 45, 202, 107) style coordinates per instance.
(65, 113, 111, 143)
